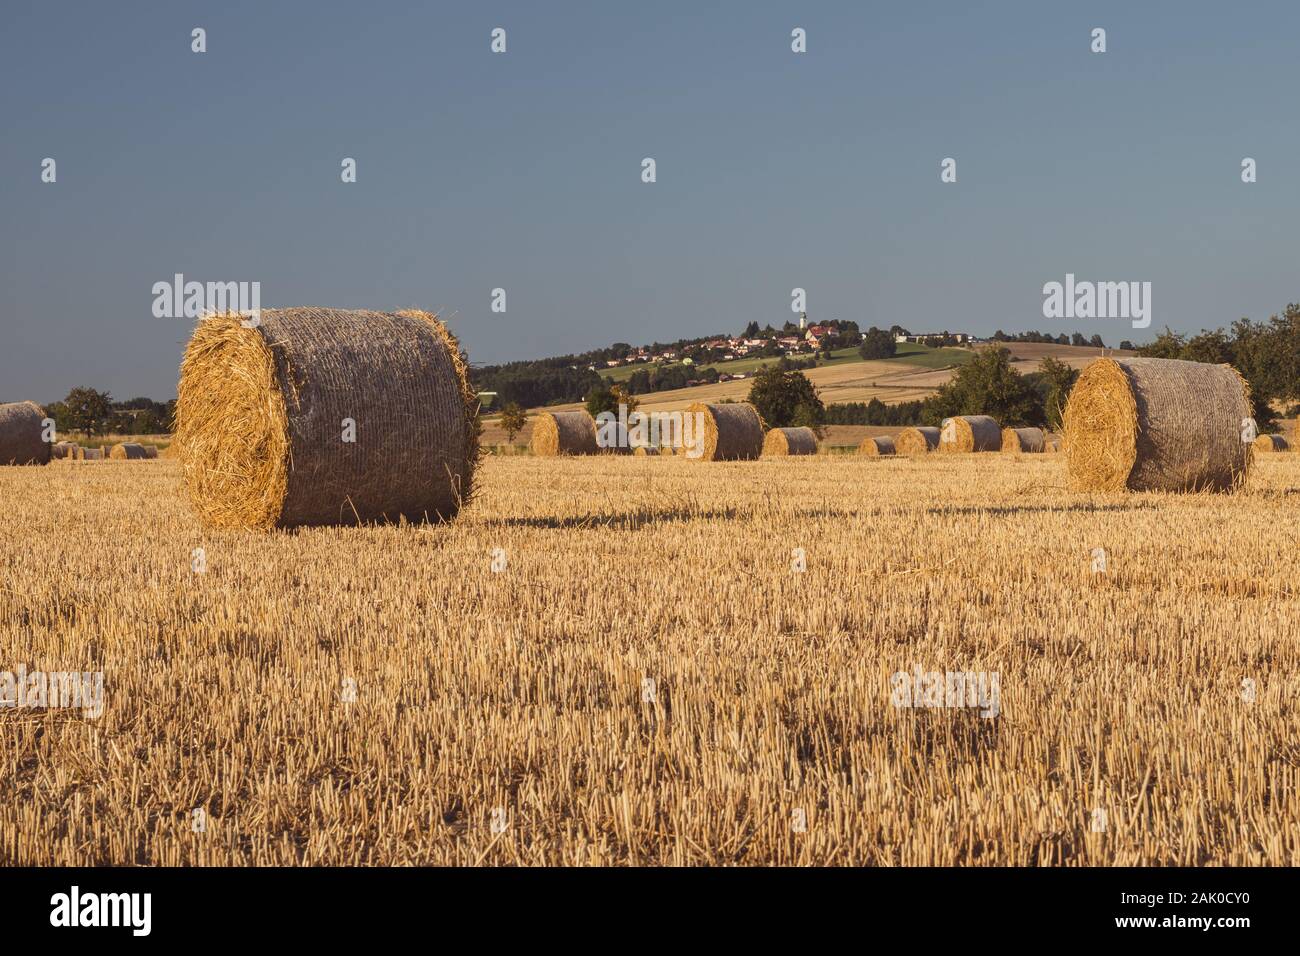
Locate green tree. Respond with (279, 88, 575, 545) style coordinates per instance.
(746, 367, 825, 429)
(857, 327, 897, 361)
(584, 385, 617, 419)
(923, 347, 1044, 427)
(498, 401, 528, 444)
(1035, 356, 1079, 431)
(62, 387, 112, 436)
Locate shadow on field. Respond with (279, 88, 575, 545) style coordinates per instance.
(924, 502, 1159, 518)
(496, 505, 853, 530)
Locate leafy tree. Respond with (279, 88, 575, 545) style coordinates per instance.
(746, 367, 824, 429)
(499, 401, 527, 444)
(62, 387, 112, 436)
(584, 385, 618, 419)
(857, 327, 897, 361)
(923, 347, 1044, 427)
(1119, 340, 1135, 351)
(742, 321, 760, 338)
(1034, 356, 1079, 431)
(1136, 328, 1186, 359)
(1088, 334, 1105, 349)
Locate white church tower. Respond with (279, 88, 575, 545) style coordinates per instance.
(799, 311, 807, 330)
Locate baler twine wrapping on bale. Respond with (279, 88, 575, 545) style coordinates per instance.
(1063, 357, 1252, 493)
(857, 436, 896, 456)
(686, 402, 764, 461)
(176, 308, 480, 530)
(1001, 427, 1046, 454)
(762, 426, 818, 457)
(0, 401, 52, 465)
(895, 426, 940, 455)
(530, 410, 598, 456)
(110, 442, 149, 460)
(1253, 434, 1289, 453)
(940, 415, 1002, 452)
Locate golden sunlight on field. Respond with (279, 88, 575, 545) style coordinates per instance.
(2, 454, 1299, 865)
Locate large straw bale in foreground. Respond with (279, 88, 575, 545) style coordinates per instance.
(109, 442, 148, 460)
(895, 426, 940, 456)
(858, 436, 895, 457)
(1253, 434, 1289, 453)
(762, 426, 818, 457)
(1001, 427, 1046, 454)
(686, 402, 764, 461)
(0, 401, 51, 465)
(1063, 357, 1252, 493)
(530, 410, 598, 456)
(940, 415, 1001, 452)
(176, 308, 479, 530)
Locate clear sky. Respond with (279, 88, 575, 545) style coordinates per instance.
(3, 1, 1297, 402)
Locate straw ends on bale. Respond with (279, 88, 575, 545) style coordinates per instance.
(176, 308, 480, 530)
(1063, 357, 1252, 493)
(762, 426, 818, 457)
(530, 410, 598, 456)
(0, 401, 52, 465)
(895, 427, 940, 455)
(940, 415, 1001, 452)
(857, 436, 895, 456)
(1001, 427, 1046, 454)
(686, 402, 764, 461)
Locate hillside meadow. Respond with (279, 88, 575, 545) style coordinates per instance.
(2, 452, 1298, 865)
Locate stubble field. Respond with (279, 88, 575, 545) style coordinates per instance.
(2, 453, 1298, 865)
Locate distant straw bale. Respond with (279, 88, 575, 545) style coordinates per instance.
(1252, 434, 1288, 453)
(762, 426, 818, 457)
(940, 415, 1002, 453)
(1001, 427, 1046, 454)
(110, 442, 148, 460)
(895, 427, 940, 456)
(1063, 357, 1252, 493)
(686, 402, 764, 461)
(857, 436, 895, 457)
(530, 410, 598, 456)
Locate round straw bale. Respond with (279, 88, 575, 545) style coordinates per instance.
(895, 426, 940, 455)
(109, 442, 148, 460)
(939, 415, 1002, 452)
(1063, 357, 1252, 493)
(857, 436, 895, 457)
(1252, 434, 1289, 453)
(1001, 427, 1046, 454)
(0, 401, 52, 465)
(52, 441, 76, 459)
(176, 308, 480, 530)
(686, 402, 764, 461)
(141, 444, 159, 459)
(82, 446, 103, 460)
(762, 426, 818, 457)
(530, 410, 598, 456)
(161, 442, 179, 459)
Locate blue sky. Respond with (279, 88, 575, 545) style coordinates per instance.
(2, 1, 1297, 401)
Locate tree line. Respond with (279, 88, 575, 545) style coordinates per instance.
(44, 388, 174, 436)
